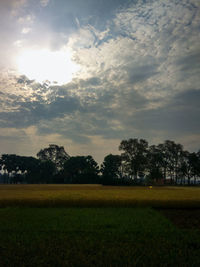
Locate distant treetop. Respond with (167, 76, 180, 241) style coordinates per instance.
(37, 144, 70, 170)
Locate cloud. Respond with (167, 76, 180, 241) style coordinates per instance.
(176, 50, 200, 76)
(40, 0, 49, 7)
(0, 0, 200, 162)
(123, 89, 200, 138)
(0, 82, 82, 128)
(21, 27, 31, 34)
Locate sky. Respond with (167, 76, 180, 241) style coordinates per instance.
(0, 0, 200, 164)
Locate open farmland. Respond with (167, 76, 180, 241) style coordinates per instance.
(0, 185, 200, 266)
(0, 207, 200, 266)
(0, 184, 200, 208)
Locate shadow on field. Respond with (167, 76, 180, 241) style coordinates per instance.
(158, 209, 200, 229)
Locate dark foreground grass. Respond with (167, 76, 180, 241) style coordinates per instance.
(0, 207, 200, 267)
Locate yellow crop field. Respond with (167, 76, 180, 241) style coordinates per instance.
(0, 184, 200, 208)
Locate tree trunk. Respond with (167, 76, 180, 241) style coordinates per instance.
(188, 174, 190, 185)
(163, 167, 166, 184)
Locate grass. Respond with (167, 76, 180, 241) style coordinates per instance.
(0, 185, 200, 266)
(0, 184, 200, 208)
(0, 207, 200, 266)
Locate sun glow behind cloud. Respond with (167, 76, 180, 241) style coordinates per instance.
(0, 0, 199, 163)
(16, 48, 80, 84)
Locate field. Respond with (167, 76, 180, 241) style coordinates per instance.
(0, 185, 200, 266)
(0, 184, 200, 208)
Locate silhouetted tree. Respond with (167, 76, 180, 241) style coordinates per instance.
(101, 154, 122, 184)
(23, 157, 41, 183)
(156, 143, 170, 183)
(157, 141, 183, 184)
(37, 144, 70, 171)
(147, 145, 163, 183)
(63, 155, 99, 184)
(119, 138, 148, 180)
(178, 151, 193, 185)
(22, 157, 56, 184)
(196, 151, 200, 179)
(0, 154, 39, 183)
(0, 154, 22, 183)
(38, 160, 56, 183)
(0, 140, 199, 185)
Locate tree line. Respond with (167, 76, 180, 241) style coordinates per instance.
(0, 140, 200, 185)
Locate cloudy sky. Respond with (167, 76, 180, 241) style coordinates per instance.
(0, 0, 199, 164)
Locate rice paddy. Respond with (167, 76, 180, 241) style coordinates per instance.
(0, 185, 200, 266)
(0, 184, 200, 208)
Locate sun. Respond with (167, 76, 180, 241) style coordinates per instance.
(16, 48, 80, 85)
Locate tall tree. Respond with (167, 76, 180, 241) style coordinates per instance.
(101, 154, 122, 184)
(0, 154, 40, 183)
(37, 144, 70, 171)
(0, 154, 21, 183)
(158, 141, 183, 184)
(147, 145, 163, 183)
(63, 155, 99, 184)
(38, 160, 57, 184)
(119, 138, 148, 180)
(179, 151, 194, 185)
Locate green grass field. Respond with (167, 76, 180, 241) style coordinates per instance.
(0, 185, 200, 266)
(1, 207, 200, 267)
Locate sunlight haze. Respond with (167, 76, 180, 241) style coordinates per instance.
(0, 0, 199, 163)
(16, 48, 80, 84)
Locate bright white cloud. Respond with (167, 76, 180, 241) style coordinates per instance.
(18, 14, 35, 24)
(16, 48, 80, 84)
(0, 0, 200, 161)
(21, 27, 31, 34)
(69, 0, 200, 99)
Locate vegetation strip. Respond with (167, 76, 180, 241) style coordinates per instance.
(1, 139, 200, 185)
(0, 185, 200, 208)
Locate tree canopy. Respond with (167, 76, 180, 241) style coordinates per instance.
(37, 144, 70, 171)
(119, 138, 148, 179)
(63, 155, 99, 184)
(0, 140, 199, 185)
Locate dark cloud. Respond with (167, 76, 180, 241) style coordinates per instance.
(124, 89, 200, 136)
(0, 134, 24, 142)
(0, 90, 81, 128)
(0, 0, 200, 160)
(177, 50, 200, 72)
(16, 75, 35, 85)
(79, 77, 101, 87)
(127, 64, 159, 84)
